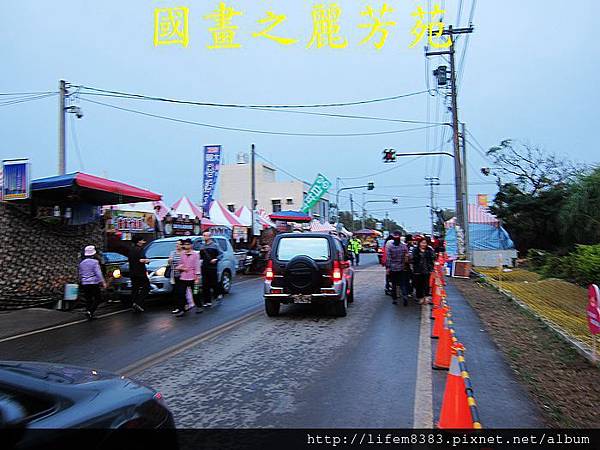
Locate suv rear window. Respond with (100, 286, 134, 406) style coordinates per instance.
(276, 237, 330, 261)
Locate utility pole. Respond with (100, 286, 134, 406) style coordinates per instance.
(461, 123, 470, 258)
(425, 177, 440, 235)
(349, 194, 355, 232)
(361, 192, 366, 229)
(251, 144, 256, 236)
(335, 177, 340, 223)
(58, 80, 67, 175)
(427, 25, 474, 256)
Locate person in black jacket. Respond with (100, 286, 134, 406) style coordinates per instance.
(411, 237, 435, 305)
(198, 231, 224, 307)
(128, 235, 150, 312)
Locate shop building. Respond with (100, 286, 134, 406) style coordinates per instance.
(219, 158, 330, 221)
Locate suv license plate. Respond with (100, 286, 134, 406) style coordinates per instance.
(292, 295, 312, 304)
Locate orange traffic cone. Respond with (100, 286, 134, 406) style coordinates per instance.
(438, 344, 474, 429)
(431, 305, 449, 339)
(432, 284, 442, 309)
(433, 319, 455, 370)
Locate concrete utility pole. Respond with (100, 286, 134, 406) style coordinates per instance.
(427, 25, 473, 257)
(349, 194, 355, 232)
(461, 123, 470, 257)
(58, 80, 67, 175)
(251, 144, 256, 236)
(361, 193, 366, 229)
(425, 177, 440, 235)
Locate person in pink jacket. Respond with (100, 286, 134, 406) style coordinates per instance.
(174, 239, 200, 317)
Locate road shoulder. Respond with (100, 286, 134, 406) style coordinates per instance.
(452, 277, 600, 428)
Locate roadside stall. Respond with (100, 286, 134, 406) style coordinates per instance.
(269, 210, 312, 233)
(166, 196, 203, 237)
(309, 219, 336, 234)
(104, 201, 164, 244)
(25, 172, 162, 308)
(445, 204, 517, 269)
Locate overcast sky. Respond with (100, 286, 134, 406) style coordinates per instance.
(1, 0, 598, 231)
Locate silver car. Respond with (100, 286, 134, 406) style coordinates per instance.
(114, 236, 236, 299)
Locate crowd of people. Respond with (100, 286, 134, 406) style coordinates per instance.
(381, 231, 445, 306)
(77, 231, 225, 320)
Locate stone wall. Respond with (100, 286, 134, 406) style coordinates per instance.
(0, 202, 103, 308)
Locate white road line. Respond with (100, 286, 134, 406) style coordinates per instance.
(0, 277, 262, 344)
(120, 309, 263, 376)
(413, 304, 434, 428)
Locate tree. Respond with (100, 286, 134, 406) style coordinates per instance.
(490, 183, 568, 254)
(560, 167, 600, 244)
(486, 140, 582, 254)
(486, 140, 580, 195)
(338, 211, 404, 234)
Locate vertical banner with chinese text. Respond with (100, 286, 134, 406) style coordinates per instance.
(301, 173, 332, 213)
(202, 145, 222, 217)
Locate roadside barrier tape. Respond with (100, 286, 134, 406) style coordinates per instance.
(454, 343, 483, 429)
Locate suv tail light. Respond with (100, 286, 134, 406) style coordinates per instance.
(332, 260, 342, 283)
(265, 260, 274, 282)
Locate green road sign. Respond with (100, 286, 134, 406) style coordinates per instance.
(301, 173, 332, 213)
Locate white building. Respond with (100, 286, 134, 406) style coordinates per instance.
(218, 156, 330, 221)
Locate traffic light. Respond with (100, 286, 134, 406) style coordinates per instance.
(392, 198, 399, 205)
(382, 149, 396, 163)
(367, 181, 375, 190)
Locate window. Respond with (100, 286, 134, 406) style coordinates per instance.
(272, 199, 282, 212)
(276, 237, 330, 261)
(227, 203, 236, 213)
(286, 198, 294, 206)
(217, 239, 228, 251)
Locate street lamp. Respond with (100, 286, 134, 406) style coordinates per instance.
(361, 198, 399, 229)
(334, 182, 375, 224)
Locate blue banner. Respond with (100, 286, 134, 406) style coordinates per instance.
(2, 159, 30, 201)
(202, 145, 222, 216)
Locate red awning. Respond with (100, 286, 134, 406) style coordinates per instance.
(74, 173, 161, 201)
(30, 172, 161, 205)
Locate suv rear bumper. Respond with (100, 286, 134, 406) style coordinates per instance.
(264, 293, 343, 304)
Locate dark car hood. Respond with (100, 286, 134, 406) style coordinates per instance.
(119, 259, 167, 274)
(0, 361, 120, 385)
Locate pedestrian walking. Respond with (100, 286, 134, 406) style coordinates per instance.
(78, 245, 106, 320)
(174, 239, 201, 317)
(404, 234, 415, 299)
(411, 237, 435, 305)
(381, 235, 394, 295)
(348, 237, 362, 266)
(169, 240, 199, 314)
(128, 235, 150, 313)
(199, 231, 223, 307)
(385, 231, 410, 306)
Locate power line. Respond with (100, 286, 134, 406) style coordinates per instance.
(339, 156, 426, 180)
(0, 93, 57, 107)
(77, 85, 429, 109)
(79, 97, 443, 137)
(79, 90, 444, 126)
(254, 152, 306, 183)
(0, 91, 56, 96)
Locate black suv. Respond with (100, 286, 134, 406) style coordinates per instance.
(263, 233, 355, 317)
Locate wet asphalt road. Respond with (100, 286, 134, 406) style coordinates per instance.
(0, 253, 544, 428)
(0, 256, 381, 374)
(0, 276, 266, 372)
